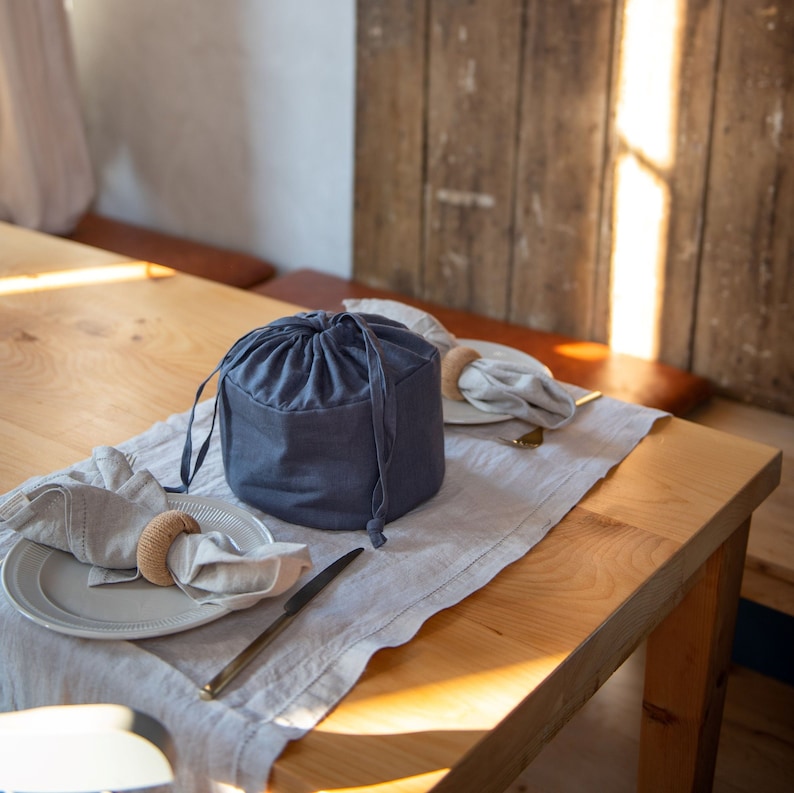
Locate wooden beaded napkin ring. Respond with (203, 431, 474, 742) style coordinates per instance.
(136, 510, 200, 586)
(440, 346, 482, 401)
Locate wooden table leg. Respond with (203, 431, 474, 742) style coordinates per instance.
(638, 518, 751, 792)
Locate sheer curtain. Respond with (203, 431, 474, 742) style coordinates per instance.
(0, 0, 94, 234)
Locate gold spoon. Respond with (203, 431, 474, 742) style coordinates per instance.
(501, 390, 603, 449)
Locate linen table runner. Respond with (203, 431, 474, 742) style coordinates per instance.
(0, 390, 667, 792)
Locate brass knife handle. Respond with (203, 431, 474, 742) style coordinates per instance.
(199, 612, 293, 700)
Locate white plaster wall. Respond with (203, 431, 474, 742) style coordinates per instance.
(68, 0, 355, 278)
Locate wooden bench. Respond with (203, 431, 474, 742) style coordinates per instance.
(66, 213, 276, 289)
(252, 268, 713, 417)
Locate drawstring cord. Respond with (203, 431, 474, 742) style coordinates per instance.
(166, 325, 267, 495)
(337, 312, 396, 548)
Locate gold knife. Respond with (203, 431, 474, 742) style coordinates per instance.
(199, 546, 365, 700)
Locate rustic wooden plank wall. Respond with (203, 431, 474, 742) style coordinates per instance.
(353, 0, 793, 414)
(354, 0, 427, 296)
(692, 0, 793, 413)
(424, 0, 522, 317)
(513, 0, 614, 339)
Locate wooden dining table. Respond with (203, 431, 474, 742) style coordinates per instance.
(0, 221, 781, 793)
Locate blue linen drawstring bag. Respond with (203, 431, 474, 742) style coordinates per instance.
(170, 311, 445, 548)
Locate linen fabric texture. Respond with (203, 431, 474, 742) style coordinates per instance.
(175, 311, 446, 548)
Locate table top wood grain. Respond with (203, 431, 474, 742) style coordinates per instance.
(0, 222, 781, 792)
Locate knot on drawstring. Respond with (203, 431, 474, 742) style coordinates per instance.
(335, 311, 395, 549)
(270, 311, 332, 334)
(366, 518, 387, 549)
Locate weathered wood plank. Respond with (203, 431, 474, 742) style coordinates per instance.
(657, 0, 724, 369)
(353, 0, 428, 295)
(693, 0, 793, 413)
(422, 0, 523, 317)
(590, 1, 623, 348)
(511, 0, 616, 338)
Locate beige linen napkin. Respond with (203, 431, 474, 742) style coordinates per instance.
(0, 447, 311, 610)
(344, 298, 576, 427)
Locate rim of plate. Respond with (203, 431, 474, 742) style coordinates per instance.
(0, 494, 272, 640)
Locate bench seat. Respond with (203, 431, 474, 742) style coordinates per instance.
(67, 213, 275, 289)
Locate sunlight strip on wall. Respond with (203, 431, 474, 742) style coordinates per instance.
(609, 155, 669, 359)
(608, 0, 682, 360)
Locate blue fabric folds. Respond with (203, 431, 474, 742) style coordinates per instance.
(172, 312, 445, 548)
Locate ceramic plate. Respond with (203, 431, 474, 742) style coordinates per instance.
(0, 495, 273, 640)
(443, 339, 553, 425)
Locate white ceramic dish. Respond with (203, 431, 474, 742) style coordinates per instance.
(0, 494, 273, 640)
(442, 339, 553, 425)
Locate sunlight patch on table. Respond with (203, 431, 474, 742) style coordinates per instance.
(0, 262, 174, 295)
(208, 781, 244, 793)
(326, 769, 449, 793)
(313, 653, 567, 736)
(554, 341, 611, 362)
